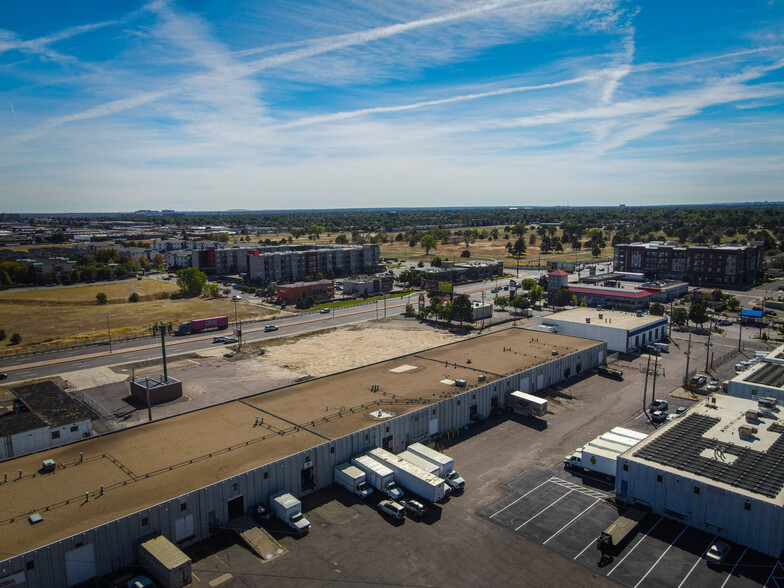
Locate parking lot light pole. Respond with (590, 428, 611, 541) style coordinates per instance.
(233, 298, 242, 350)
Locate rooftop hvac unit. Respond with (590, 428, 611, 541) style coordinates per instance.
(746, 410, 760, 421)
(586, 317, 591, 323)
(455, 379, 466, 387)
(598, 313, 603, 319)
(708, 397, 717, 407)
(758, 397, 777, 410)
(739, 425, 758, 438)
(478, 374, 486, 382)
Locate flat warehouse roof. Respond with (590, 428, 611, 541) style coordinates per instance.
(627, 395, 784, 504)
(540, 308, 663, 331)
(0, 328, 600, 556)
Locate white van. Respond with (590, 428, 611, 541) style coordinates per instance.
(652, 342, 669, 353)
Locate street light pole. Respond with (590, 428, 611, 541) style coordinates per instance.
(233, 299, 241, 350)
(106, 316, 112, 353)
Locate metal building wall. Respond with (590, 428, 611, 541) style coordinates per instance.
(618, 458, 784, 558)
(0, 340, 605, 587)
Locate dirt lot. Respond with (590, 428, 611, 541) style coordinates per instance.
(0, 279, 274, 349)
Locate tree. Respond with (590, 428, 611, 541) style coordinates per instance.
(513, 295, 531, 315)
(451, 294, 473, 326)
(726, 296, 740, 312)
(204, 283, 221, 298)
(591, 243, 602, 258)
(528, 285, 544, 304)
(689, 300, 708, 328)
(177, 267, 208, 297)
(404, 303, 416, 318)
(460, 249, 471, 258)
(521, 278, 537, 290)
(463, 230, 475, 249)
(334, 234, 349, 245)
(96, 292, 108, 305)
(672, 307, 688, 326)
(421, 234, 438, 255)
(511, 223, 527, 238)
(494, 296, 510, 311)
(538, 275, 548, 289)
(650, 302, 666, 316)
(309, 224, 326, 240)
(431, 256, 442, 267)
(553, 288, 576, 307)
(10, 332, 21, 345)
(506, 237, 527, 275)
(151, 254, 165, 271)
(128, 292, 140, 303)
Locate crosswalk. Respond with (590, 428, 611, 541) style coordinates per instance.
(548, 476, 612, 500)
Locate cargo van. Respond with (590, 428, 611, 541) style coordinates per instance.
(651, 342, 669, 353)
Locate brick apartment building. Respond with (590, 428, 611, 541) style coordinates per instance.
(613, 241, 763, 287)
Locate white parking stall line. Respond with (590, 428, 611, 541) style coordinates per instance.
(515, 490, 573, 531)
(543, 499, 600, 545)
(606, 517, 663, 577)
(574, 537, 598, 560)
(720, 547, 746, 588)
(677, 535, 716, 588)
(633, 525, 688, 588)
(489, 479, 551, 519)
(764, 560, 784, 587)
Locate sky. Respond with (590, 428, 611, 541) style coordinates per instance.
(1, 1, 783, 213)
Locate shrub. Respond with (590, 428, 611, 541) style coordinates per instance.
(10, 332, 21, 345)
(128, 292, 140, 303)
(96, 292, 108, 305)
(0, 329, 5, 341)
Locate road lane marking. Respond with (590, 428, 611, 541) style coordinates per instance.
(720, 547, 746, 588)
(606, 517, 663, 576)
(633, 524, 688, 588)
(543, 499, 599, 545)
(515, 489, 573, 531)
(574, 537, 598, 560)
(489, 479, 551, 519)
(677, 535, 716, 588)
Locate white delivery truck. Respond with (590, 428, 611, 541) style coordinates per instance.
(137, 535, 192, 588)
(367, 447, 447, 502)
(334, 463, 373, 499)
(508, 390, 548, 417)
(351, 455, 404, 500)
(563, 446, 619, 479)
(405, 442, 465, 491)
(270, 492, 311, 534)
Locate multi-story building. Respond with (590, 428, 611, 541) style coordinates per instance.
(613, 241, 763, 287)
(192, 244, 381, 285)
(15, 257, 77, 282)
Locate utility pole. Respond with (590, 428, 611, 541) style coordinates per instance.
(642, 354, 653, 425)
(106, 316, 112, 353)
(705, 317, 713, 373)
(668, 300, 673, 340)
(683, 326, 692, 385)
(157, 322, 168, 383)
(738, 315, 743, 352)
(383, 292, 387, 318)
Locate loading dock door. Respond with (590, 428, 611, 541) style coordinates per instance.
(227, 495, 245, 521)
(174, 514, 195, 543)
(65, 543, 96, 587)
(428, 418, 438, 436)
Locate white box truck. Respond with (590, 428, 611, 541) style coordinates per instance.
(334, 463, 373, 499)
(351, 455, 404, 500)
(137, 535, 192, 588)
(563, 446, 619, 479)
(270, 492, 310, 533)
(405, 442, 465, 491)
(508, 390, 548, 417)
(367, 447, 447, 502)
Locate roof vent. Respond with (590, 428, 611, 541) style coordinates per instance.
(598, 313, 603, 319)
(739, 425, 758, 438)
(28, 513, 43, 525)
(586, 317, 591, 323)
(478, 374, 486, 382)
(455, 379, 467, 388)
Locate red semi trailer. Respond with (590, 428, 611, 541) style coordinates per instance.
(173, 316, 229, 336)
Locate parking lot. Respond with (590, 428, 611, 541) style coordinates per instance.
(482, 466, 781, 587)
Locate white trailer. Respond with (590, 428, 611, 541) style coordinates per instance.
(334, 463, 373, 499)
(405, 442, 465, 491)
(564, 446, 619, 478)
(137, 535, 191, 588)
(351, 455, 404, 500)
(610, 427, 648, 443)
(586, 439, 632, 456)
(367, 448, 447, 502)
(598, 432, 639, 448)
(509, 390, 548, 417)
(397, 451, 439, 475)
(270, 492, 310, 533)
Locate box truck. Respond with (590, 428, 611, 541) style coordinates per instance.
(351, 455, 404, 500)
(563, 446, 619, 479)
(173, 315, 229, 336)
(334, 463, 373, 499)
(508, 390, 548, 417)
(270, 492, 310, 533)
(405, 443, 465, 491)
(137, 535, 192, 588)
(367, 448, 447, 502)
(597, 507, 647, 554)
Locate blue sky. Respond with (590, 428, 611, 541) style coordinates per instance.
(1, 1, 783, 212)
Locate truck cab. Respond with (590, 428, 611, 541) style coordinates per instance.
(444, 471, 465, 491)
(384, 481, 404, 501)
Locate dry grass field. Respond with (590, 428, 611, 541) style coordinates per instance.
(0, 278, 274, 350)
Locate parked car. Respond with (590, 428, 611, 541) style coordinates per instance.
(651, 410, 667, 424)
(377, 500, 405, 520)
(706, 380, 720, 392)
(706, 540, 731, 565)
(232, 294, 242, 301)
(127, 576, 155, 588)
(399, 498, 428, 517)
(491, 287, 499, 293)
(223, 336, 239, 343)
(212, 336, 227, 343)
(676, 406, 688, 415)
(319, 308, 331, 314)
(719, 319, 732, 326)
(265, 325, 279, 332)
(648, 399, 669, 413)
(690, 375, 707, 387)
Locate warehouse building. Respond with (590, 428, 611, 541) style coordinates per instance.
(567, 284, 652, 311)
(534, 308, 667, 353)
(0, 328, 605, 587)
(0, 382, 94, 461)
(727, 344, 784, 403)
(616, 394, 784, 558)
